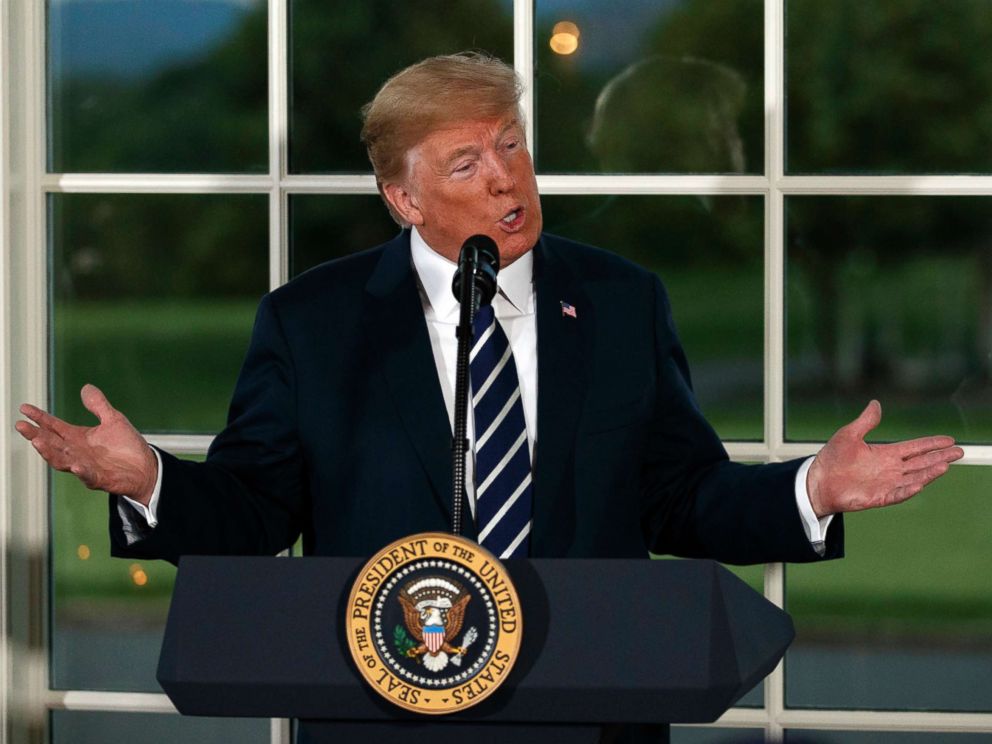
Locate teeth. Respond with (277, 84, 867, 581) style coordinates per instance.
(502, 211, 518, 223)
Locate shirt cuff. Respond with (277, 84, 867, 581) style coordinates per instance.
(121, 446, 162, 528)
(794, 455, 834, 557)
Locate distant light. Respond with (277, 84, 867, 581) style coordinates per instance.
(129, 563, 148, 587)
(77, 544, 91, 560)
(550, 20, 580, 55)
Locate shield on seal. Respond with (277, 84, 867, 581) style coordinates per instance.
(424, 625, 445, 654)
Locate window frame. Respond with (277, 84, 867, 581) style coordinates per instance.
(3, 0, 992, 741)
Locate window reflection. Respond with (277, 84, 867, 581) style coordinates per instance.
(536, 0, 763, 174)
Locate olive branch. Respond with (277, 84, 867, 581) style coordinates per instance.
(393, 625, 416, 655)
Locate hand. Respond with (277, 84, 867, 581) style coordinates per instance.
(806, 400, 964, 519)
(15, 384, 158, 505)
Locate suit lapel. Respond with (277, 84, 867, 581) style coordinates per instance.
(364, 232, 457, 527)
(531, 236, 589, 556)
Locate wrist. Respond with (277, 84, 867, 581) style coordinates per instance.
(133, 446, 158, 506)
(806, 457, 829, 519)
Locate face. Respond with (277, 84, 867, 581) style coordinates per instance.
(383, 114, 543, 266)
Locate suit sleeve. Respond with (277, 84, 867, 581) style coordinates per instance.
(638, 275, 844, 565)
(110, 293, 308, 565)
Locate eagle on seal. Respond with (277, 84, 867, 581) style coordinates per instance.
(399, 585, 471, 673)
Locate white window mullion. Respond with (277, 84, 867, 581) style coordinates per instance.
(49, 691, 176, 714)
(537, 174, 768, 194)
(765, 0, 787, 739)
(3, 0, 54, 738)
(782, 174, 992, 195)
(513, 0, 535, 154)
(41, 173, 273, 194)
(40, 173, 992, 197)
(270, 0, 289, 292)
(269, 0, 292, 741)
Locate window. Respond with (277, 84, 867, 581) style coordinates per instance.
(3, 1, 990, 741)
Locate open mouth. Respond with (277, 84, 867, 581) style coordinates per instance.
(498, 207, 525, 232)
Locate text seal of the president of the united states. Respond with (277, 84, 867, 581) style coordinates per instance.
(346, 532, 523, 714)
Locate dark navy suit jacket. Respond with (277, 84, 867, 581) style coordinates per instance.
(111, 230, 842, 565)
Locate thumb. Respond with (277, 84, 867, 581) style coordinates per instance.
(80, 384, 116, 424)
(847, 399, 881, 440)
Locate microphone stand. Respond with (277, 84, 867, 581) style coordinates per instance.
(451, 260, 480, 538)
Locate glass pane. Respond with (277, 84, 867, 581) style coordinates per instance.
(786, 733, 992, 744)
(543, 195, 764, 440)
(48, 0, 267, 173)
(673, 727, 765, 743)
(786, 196, 992, 443)
(51, 457, 202, 691)
(787, 0, 992, 174)
(51, 194, 268, 434)
(535, 0, 763, 174)
(289, 0, 514, 173)
(786, 465, 992, 712)
(51, 710, 269, 744)
(289, 195, 400, 278)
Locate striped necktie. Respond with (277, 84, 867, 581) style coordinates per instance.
(470, 304, 533, 558)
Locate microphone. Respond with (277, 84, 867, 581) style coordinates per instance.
(451, 234, 499, 309)
(449, 234, 500, 538)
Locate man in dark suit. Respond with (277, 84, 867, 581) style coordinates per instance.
(15, 51, 963, 740)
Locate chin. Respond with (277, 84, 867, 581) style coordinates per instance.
(497, 231, 540, 267)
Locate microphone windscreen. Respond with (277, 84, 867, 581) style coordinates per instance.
(461, 234, 499, 275)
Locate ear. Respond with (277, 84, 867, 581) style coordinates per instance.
(382, 181, 424, 227)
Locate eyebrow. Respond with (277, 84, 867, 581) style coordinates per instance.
(441, 145, 478, 170)
(440, 119, 522, 170)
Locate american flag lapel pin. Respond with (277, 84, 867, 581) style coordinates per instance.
(560, 301, 577, 319)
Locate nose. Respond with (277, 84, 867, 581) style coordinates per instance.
(485, 152, 515, 195)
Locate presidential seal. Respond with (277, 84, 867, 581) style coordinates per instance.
(345, 533, 522, 714)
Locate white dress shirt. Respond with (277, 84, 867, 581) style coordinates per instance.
(122, 226, 832, 552)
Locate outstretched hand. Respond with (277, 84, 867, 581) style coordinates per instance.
(15, 384, 158, 505)
(806, 400, 964, 519)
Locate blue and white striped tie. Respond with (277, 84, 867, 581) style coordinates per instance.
(470, 304, 533, 558)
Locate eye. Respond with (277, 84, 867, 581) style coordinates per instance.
(452, 160, 475, 176)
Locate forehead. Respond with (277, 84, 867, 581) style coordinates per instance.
(416, 114, 521, 156)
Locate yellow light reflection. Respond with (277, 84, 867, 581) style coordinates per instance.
(77, 544, 91, 560)
(129, 562, 149, 587)
(550, 20, 580, 55)
(553, 21, 579, 36)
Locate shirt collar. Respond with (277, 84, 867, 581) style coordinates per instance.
(410, 227, 534, 323)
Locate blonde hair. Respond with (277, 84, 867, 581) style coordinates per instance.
(361, 52, 523, 223)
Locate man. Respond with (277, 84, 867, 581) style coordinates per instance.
(16, 53, 963, 740)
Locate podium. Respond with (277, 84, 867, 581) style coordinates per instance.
(158, 556, 792, 743)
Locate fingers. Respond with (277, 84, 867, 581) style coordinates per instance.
(891, 435, 958, 460)
(14, 420, 40, 441)
(80, 384, 115, 424)
(899, 461, 951, 494)
(846, 399, 882, 440)
(18, 403, 74, 438)
(22, 428, 72, 470)
(901, 446, 964, 474)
